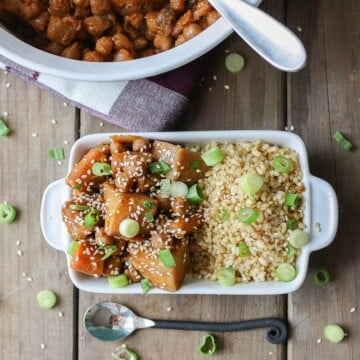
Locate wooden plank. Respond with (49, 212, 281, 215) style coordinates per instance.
(0, 72, 77, 359)
(77, 2, 286, 359)
(287, 0, 360, 358)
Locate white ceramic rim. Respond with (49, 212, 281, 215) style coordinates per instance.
(0, 0, 261, 81)
(40, 130, 338, 295)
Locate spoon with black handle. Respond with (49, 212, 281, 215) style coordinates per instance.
(83, 301, 288, 344)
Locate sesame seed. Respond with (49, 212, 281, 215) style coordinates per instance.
(58, 311, 64, 317)
(297, 26, 303, 32)
(2, 111, 9, 118)
(16, 240, 21, 246)
(17, 250, 23, 257)
(63, 102, 69, 107)
(58, 161, 63, 166)
(21, 272, 26, 277)
(166, 306, 172, 312)
(5, 82, 11, 88)
(40, 343, 46, 350)
(51, 118, 57, 125)
(26, 276, 33, 282)
(316, 338, 322, 344)
(350, 307, 356, 313)
(3, 70, 8, 75)
(213, 75, 217, 81)
(224, 85, 230, 90)
(99, 122, 104, 127)
(31, 133, 38, 137)
(63, 140, 69, 145)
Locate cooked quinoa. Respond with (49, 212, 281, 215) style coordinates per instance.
(191, 140, 305, 283)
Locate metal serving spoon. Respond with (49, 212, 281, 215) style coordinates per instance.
(209, 0, 306, 72)
(83, 301, 288, 344)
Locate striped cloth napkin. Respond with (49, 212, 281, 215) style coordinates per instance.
(0, 54, 206, 131)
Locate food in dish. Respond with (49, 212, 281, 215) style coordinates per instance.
(0, 0, 219, 61)
(62, 135, 306, 292)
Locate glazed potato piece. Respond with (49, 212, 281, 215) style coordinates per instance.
(166, 214, 202, 239)
(109, 135, 149, 154)
(102, 256, 122, 277)
(103, 183, 158, 237)
(70, 241, 104, 276)
(62, 201, 94, 240)
(152, 140, 209, 183)
(66, 144, 110, 191)
(94, 227, 115, 246)
(128, 242, 189, 291)
(111, 151, 152, 179)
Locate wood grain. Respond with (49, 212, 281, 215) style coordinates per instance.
(0, 73, 77, 359)
(287, 0, 360, 359)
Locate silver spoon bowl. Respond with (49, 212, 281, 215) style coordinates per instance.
(209, 0, 307, 72)
(83, 301, 288, 344)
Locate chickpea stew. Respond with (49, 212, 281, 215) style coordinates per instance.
(0, 0, 220, 62)
(62, 135, 306, 292)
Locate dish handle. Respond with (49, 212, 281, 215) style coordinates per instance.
(308, 175, 338, 252)
(40, 178, 67, 252)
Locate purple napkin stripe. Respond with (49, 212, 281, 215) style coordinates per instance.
(109, 79, 188, 131)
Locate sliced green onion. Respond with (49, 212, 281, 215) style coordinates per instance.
(240, 173, 264, 195)
(159, 248, 176, 267)
(237, 207, 259, 225)
(198, 333, 217, 356)
(225, 52, 245, 73)
(187, 183, 204, 204)
(191, 160, 200, 169)
(0, 117, 10, 136)
(143, 200, 155, 209)
(100, 245, 118, 260)
(332, 131, 352, 151)
(72, 184, 83, 190)
(144, 213, 154, 223)
(313, 266, 330, 286)
(284, 193, 299, 207)
(141, 278, 153, 294)
(287, 245, 296, 260)
(238, 242, 250, 257)
(215, 208, 230, 222)
(287, 218, 298, 230)
(112, 346, 139, 360)
(289, 229, 309, 248)
(148, 160, 170, 174)
(48, 148, 64, 160)
(70, 204, 89, 211)
(84, 209, 100, 229)
(92, 162, 111, 176)
(217, 267, 236, 287)
(108, 274, 129, 288)
(201, 146, 225, 166)
(273, 155, 292, 173)
(37, 290, 57, 309)
(323, 324, 345, 343)
(67, 240, 79, 256)
(119, 218, 140, 238)
(275, 263, 296, 282)
(0, 202, 17, 224)
(160, 179, 171, 198)
(170, 181, 188, 197)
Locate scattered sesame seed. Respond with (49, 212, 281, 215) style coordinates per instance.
(58, 311, 64, 317)
(99, 122, 104, 127)
(63, 140, 69, 145)
(268, 351, 273, 355)
(17, 250, 23, 257)
(40, 343, 46, 350)
(51, 118, 57, 125)
(5, 82, 11, 88)
(58, 161, 63, 166)
(224, 49, 230, 53)
(350, 307, 356, 313)
(213, 75, 217, 81)
(224, 85, 230, 90)
(31, 133, 38, 137)
(26, 276, 33, 282)
(21, 272, 27, 277)
(63, 102, 69, 107)
(314, 222, 322, 232)
(2, 111, 9, 118)
(3, 70, 8, 75)
(290, 125, 295, 131)
(297, 26, 303, 32)
(16, 240, 21, 246)
(166, 306, 172, 312)
(316, 338, 322, 344)
(209, 87, 213, 92)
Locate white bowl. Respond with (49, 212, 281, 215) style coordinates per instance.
(0, 1, 260, 81)
(40, 130, 338, 295)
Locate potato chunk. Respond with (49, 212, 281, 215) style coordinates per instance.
(128, 242, 189, 291)
(152, 140, 209, 183)
(103, 183, 157, 238)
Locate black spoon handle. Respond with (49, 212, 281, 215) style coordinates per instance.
(152, 317, 287, 344)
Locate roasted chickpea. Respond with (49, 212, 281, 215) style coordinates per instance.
(83, 50, 105, 62)
(112, 33, 134, 52)
(84, 15, 111, 37)
(153, 34, 173, 52)
(61, 42, 83, 59)
(113, 49, 134, 61)
(133, 36, 148, 51)
(183, 23, 202, 40)
(95, 36, 114, 56)
(145, 10, 159, 33)
(206, 9, 220, 26)
(139, 48, 156, 57)
(90, 0, 111, 15)
(169, 0, 186, 14)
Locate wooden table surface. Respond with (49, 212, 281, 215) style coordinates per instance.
(1, 0, 359, 359)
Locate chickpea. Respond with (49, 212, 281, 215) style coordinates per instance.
(133, 36, 148, 51)
(169, 0, 186, 14)
(153, 34, 173, 52)
(193, 0, 212, 20)
(144, 28, 156, 41)
(61, 42, 83, 59)
(139, 48, 156, 57)
(124, 12, 144, 29)
(145, 10, 159, 33)
(113, 49, 134, 61)
(174, 33, 186, 46)
(207, 9, 220, 26)
(95, 36, 113, 56)
(89, 0, 111, 15)
(112, 33, 134, 52)
(72, 0, 89, 6)
(29, 11, 50, 32)
(83, 50, 105, 62)
(84, 15, 111, 37)
(183, 23, 202, 40)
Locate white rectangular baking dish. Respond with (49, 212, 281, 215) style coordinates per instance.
(40, 131, 338, 294)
